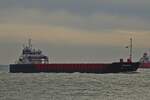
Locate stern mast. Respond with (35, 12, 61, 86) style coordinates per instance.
(129, 38, 133, 61)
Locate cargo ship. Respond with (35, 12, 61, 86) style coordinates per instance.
(9, 39, 139, 73)
(139, 52, 150, 68)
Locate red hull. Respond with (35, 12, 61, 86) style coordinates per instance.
(10, 62, 139, 73)
(140, 63, 150, 68)
(36, 64, 109, 73)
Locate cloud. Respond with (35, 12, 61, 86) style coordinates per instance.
(0, 0, 150, 64)
(1, 0, 150, 16)
(2, 0, 150, 25)
(0, 8, 150, 31)
(0, 5, 150, 47)
(0, 23, 150, 48)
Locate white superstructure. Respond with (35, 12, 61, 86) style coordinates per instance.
(16, 39, 49, 64)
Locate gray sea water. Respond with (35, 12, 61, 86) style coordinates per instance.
(0, 66, 150, 100)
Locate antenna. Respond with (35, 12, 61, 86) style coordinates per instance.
(129, 38, 133, 61)
(28, 38, 32, 48)
(126, 38, 133, 62)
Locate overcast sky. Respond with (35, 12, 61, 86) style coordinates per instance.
(0, 0, 150, 64)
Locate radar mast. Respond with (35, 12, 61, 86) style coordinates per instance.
(28, 38, 32, 49)
(129, 38, 133, 61)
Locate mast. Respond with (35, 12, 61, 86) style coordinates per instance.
(28, 38, 32, 48)
(129, 38, 132, 61)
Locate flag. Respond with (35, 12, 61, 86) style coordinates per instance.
(125, 46, 129, 48)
